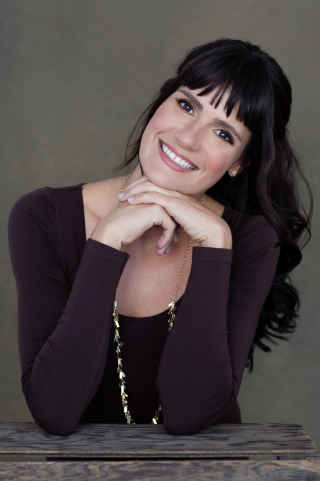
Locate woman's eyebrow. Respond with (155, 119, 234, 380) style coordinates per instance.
(213, 118, 242, 142)
(178, 90, 242, 141)
(178, 89, 203, 111)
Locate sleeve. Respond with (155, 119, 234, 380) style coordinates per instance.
(8, 191, 129, 436)
(156, 216, 280, 435)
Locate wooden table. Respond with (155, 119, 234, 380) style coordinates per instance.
(0, 422, 319, 480)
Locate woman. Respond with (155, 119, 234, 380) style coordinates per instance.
(8, 39, 312, 436)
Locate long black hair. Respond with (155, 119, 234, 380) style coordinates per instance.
(114, 39, 313, 372)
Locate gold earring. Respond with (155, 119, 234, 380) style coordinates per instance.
(230, 170, 238, 177)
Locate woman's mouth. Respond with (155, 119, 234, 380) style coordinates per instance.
(159, 140, 198, 171)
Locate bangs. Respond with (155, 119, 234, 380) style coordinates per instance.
(178, 50, 274, 134)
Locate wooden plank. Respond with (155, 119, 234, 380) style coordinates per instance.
(0, 423, 319, 460)
(0, 460, 319, 480)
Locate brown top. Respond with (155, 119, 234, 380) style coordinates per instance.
(8, 183, 280, 435)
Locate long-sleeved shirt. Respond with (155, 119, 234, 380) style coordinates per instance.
(8, 183, 280, 436)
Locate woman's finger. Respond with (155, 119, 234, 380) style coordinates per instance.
(120, 178, 181, 201)
(126, 191, 200, 225)
(156, 222, 175, 254)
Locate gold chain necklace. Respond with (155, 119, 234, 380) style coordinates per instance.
(113, 172, 204, 424)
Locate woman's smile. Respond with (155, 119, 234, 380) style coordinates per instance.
(158, 140, 198, 171)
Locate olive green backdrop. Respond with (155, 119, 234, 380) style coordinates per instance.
(1, 0, 319, 448)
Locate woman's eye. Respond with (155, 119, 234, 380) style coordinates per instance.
(177, 99, 194, 115)
(215, 129, 234, 145)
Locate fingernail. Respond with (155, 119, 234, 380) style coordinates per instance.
(164, 246, 170, 254)
(118, 193, 124, 199)
(128, 197, 134, 202)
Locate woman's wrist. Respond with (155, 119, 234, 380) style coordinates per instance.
(90, 225, 122, 251)
(200, 228, 233, 249)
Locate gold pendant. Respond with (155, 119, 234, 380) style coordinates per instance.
(168, 301, 177, 331)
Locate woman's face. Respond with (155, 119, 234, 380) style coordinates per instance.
(139, 86, 252, 199)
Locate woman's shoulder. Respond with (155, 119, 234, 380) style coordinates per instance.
(205, 196, 278, 247)
(8, 184, 88, 255)
(8, 176, 126, 239)
(9, 183, 84, 223)
(224, 204, 280, 257)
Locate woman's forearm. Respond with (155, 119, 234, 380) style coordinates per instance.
(157, 246, 233, 434)
(13, 223, 129, 436)
(157, 220, 280, 435)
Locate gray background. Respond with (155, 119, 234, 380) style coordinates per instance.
(1, 0, 319, 449)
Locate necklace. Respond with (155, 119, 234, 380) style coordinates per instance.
(113, 172, 204, 424)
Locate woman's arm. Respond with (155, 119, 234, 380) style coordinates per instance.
(156, 216, 280, 435)
(8, 189, 129, 436)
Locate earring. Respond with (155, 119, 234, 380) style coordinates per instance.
(230, 170, 238, 177)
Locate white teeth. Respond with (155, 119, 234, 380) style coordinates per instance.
(161, 142, 196, 170)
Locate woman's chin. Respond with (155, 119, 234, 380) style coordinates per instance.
(142, 165, 183, 190)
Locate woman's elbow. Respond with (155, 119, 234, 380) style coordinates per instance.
(23, 381, 81, 436)
(24, 392, 78, 436)
(161, 397, 236, 435)
(161, 409, 208, 435)
(32, 411, 79, 436)
(162, 415, 208, 435)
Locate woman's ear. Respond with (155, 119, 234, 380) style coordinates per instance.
(230, 138, 252, 176)
(228, 161, 242, 177)
(228, 156, 251, 176)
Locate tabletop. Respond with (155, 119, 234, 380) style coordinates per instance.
(0, 422, 319, 480)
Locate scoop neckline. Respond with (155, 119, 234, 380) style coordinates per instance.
(117, 295, 185, 321)
(77, 182, 230, 321)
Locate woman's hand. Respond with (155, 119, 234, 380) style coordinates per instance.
(118, 176, 232, 251)
(90, 191, 178, 256)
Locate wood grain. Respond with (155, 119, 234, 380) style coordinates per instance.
(0, 423, 319, 460)
(0, 459, 319, 480)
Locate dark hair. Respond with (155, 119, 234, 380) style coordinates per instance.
(114, 39, 313, 372)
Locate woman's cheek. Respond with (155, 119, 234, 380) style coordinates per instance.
(149, 101, 182, 133)
(204, 150, 230, 176)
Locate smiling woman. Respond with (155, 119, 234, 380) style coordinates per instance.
(8, 39, 312, 435)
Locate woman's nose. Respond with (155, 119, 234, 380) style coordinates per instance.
(175, 122, 202, 152)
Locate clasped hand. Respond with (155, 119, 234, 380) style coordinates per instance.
(117, 175, 231, 254)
